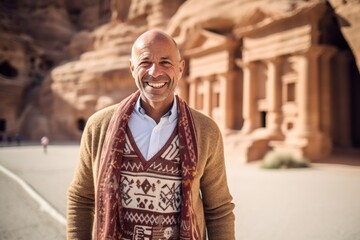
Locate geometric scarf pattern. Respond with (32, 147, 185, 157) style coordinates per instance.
(120, 130, 181, 239)
(95, 90, 201, 239)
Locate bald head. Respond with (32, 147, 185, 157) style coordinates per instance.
(131, 30, 181, 62)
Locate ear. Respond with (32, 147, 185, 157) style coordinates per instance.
(129, 59, 136, 78)
(178, 59, 185, 79)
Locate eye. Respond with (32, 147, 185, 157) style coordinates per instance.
(160, 61, 172, 67)
(139, 61, 151, 67)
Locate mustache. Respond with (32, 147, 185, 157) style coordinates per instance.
(142, 75, 170, 82)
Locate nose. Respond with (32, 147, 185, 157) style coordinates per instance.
(148, 63, 162, 78)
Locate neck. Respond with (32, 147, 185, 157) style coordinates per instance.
(141, 96, 174, 123)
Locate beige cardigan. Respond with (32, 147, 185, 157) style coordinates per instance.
(67, 103, 235, 240)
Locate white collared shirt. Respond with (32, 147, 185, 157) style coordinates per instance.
(128, 96, 178, 160)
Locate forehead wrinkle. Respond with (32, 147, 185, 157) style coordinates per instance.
(131, 31, 181, 62)
(136, 50, 174, 64)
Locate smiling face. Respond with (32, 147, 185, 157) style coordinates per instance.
(130, 31, 185, 108)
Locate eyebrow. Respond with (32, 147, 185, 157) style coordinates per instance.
(160, 57, 172, 61)
(138, 55, 173, 61)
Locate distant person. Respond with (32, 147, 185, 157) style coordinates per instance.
(7, 136, 12, 145)
(15, 133, 21, 146)
(40, 136, 49, 153)
(67, 30, 235, 240)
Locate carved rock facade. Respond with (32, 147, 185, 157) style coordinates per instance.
(169, 0, 360, 162)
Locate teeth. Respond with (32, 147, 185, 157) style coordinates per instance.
(148, 82, 166, 88)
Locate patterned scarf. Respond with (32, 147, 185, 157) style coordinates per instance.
(96, 90, 200, 240)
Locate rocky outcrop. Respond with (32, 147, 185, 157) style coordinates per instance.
(0, 0, 111, 141)
(167, 0, 324, 44)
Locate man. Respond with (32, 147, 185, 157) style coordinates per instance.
(41, 136, 49, 153)
(67, 30, 235, 240)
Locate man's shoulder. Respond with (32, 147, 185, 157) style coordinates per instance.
(189, 107, 210, 120)
(86, 104, 118, 127)
(189, 108, 220, 132)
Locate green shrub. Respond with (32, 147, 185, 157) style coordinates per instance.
(260, 151, 311, 169)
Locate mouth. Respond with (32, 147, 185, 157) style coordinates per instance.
(147, 82, 166, 89)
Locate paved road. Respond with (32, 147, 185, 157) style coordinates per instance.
(0, 145, 78, 240)
(0, 170, 66, 240)
(226, 160, 360, 240)
(0, 145, 79, 215)
(1, 144, 360, 240)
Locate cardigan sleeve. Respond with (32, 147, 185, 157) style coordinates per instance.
(195, 111, 236, 240)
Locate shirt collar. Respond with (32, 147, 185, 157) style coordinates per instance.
(134, 95, 178, 123)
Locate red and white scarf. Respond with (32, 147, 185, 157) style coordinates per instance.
(96, 90, 200, 239)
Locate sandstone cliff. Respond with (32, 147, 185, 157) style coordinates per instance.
(0, 0, 359, 147)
